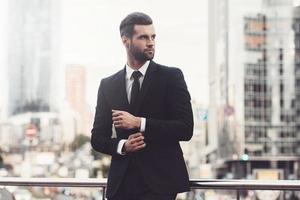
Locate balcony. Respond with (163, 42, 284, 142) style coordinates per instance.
(1, 178, 300, 199)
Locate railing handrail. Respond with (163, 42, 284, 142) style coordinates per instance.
(190, 179, 300, 190)
(0, 178, 300, 191)
(0, 177, 107, 188)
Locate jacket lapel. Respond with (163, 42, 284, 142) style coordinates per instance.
(114, 67, 130, 111)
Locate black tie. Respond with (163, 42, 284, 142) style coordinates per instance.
(130, 71, 142, 107)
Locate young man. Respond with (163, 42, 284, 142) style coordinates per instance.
(91, 12, 194, 200)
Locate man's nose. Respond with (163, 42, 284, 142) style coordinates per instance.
(147, 39, 155, 47)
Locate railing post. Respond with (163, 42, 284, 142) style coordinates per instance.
(236, 189, 240, 200)
(102, 186, 106, 200)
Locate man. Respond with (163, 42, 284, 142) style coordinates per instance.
(91, 12, 193, 200)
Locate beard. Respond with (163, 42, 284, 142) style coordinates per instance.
(129, 44, 155, 62)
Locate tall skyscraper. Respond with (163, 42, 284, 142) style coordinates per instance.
(65, 64, 92, 137)
(208, 0, 299, 179)
(208, 0, 262, 164)
(244, 1, 296, 157)
(0, 0, 8, 121)
(3, 0, 63, 148)
(7, 0, 61, 116)
(207, 0, 229, 164)
(65, 64, 86, 117)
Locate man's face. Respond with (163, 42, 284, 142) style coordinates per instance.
(127, 24, 156, 62)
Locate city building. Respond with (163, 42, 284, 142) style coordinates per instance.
(6, 0, 61, 116)
(65, 64, 86, 117)
(208, 0, 262, 177)
(8, 112, 61, 146)
(208, 0, 263, 165)
(4, 0, 63, 148)
(65, 64, 93, 137)
(0, 0, 8, 121)
(208, 0, 300, 179)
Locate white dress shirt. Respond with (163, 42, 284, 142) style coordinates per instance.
(117, 61, 149, 155)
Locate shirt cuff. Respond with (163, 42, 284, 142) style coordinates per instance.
(117, 139, 127, 155)
(140, 117, 146, 132)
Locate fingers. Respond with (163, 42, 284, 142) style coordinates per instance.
(112, 116, 122, 121)
(112, 110, 128, 128)
(127, 140, 146, 152)
(112, 112, 125, 128)
(114, 121, 127, 128)
(112, 116, 123, 126)
(124, 132, 146, 153)
(133, 143, 146, 151)
(113, 123, 122, 128)
(129, 135, 144, 144)
(128, 132, 143, 139)
(112, 110, 125, 117)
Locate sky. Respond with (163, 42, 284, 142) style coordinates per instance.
(2, 0, 298, 112)
(61, 0, 209, 109)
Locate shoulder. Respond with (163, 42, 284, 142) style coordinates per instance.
(100, 68, 124, 86)
(152, 61, 183, 77)
(152, 62, 187, 89)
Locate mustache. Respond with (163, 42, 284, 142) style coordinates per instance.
(145, 48, 155, 51)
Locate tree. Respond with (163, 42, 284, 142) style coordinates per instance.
(70, 134, 90, 151)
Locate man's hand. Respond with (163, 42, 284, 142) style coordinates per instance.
(112, 110, 141, 129)
(123, 132, 146, 153)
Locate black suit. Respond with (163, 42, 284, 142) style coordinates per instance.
(91, 60, 194, 199)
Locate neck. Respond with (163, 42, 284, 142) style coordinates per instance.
(127, 55, 146, 70)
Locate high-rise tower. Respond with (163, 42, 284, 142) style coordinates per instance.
(7, 0, 61, 116)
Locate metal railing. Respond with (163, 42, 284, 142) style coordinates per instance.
(190, 179, 300, 199)
(1, 178, 300, 199)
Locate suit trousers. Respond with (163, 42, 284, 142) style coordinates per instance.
(108, 159, 177, 200)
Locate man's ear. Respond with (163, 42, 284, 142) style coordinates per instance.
(121, 36, 130, 48)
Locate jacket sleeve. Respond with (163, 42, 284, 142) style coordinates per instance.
(91, 79, 120, 156)
(144, 68, 194, 143)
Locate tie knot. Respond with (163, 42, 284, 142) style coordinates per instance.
(132, 71, 142, 80)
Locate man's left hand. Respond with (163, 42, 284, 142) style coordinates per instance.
(112, 110, 141, 129)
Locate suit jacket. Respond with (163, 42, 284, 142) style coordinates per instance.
(91, 60, 194, 198)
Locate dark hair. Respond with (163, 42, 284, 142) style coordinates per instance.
(119, 12, 153, 38)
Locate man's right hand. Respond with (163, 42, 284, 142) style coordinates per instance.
(123, 132, 146, 153)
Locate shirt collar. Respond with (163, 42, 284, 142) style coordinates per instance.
(126, 60, 150, 80)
